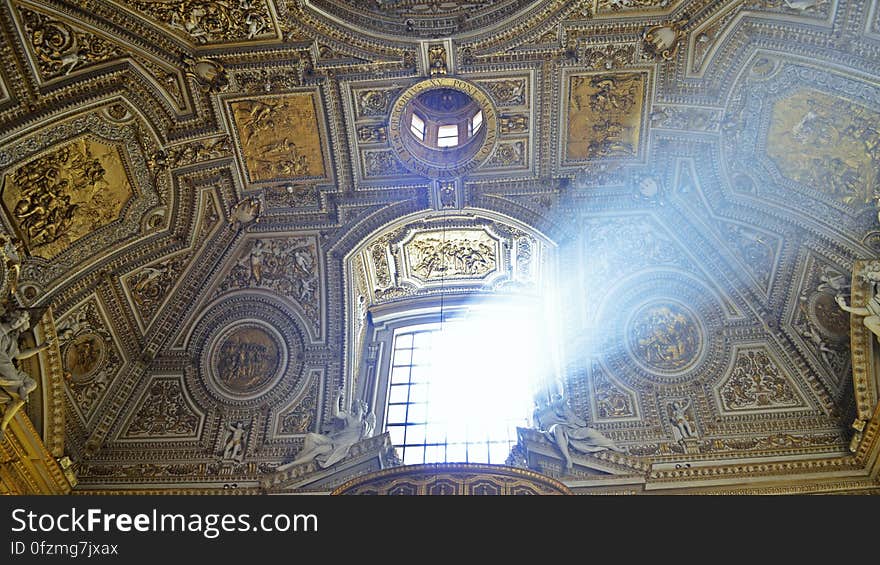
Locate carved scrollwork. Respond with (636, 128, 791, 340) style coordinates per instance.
(19, 7, 124, 80)
(125, 0, 275, 44)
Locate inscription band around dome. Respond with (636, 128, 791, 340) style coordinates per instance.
(389, 78, 498, 179)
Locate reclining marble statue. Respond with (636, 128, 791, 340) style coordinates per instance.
(276, 388, 375, 472)
(532, 393, 625, 471)
(0, 307, 50, 438)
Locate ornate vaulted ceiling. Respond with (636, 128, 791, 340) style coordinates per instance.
(1, 0, 879, 494)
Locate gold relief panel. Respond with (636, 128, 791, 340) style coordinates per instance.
(63, 333, 106, 385)
(353, 87, 403, 119)
(596, 0, 676, 14)
(590, 365, 639, 422)
(56, 296, 124, 424)
(808, 292, 850, 338)
(563, 72, 647, 163)
(626, 302, 703, 375)
(473, 78, 527, 107)
(401, 229, 498, 284)
(766, 90, 879, 207)
(228, 92, 329, 185)
(1, 137, 134, 260)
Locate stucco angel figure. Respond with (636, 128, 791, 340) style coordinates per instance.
(533, 393, 625, 471)
(0, 308, 50, 438)
(836, 265, 880, 342)
(276, 388, 375, 472)
(222, 421, 248, 463)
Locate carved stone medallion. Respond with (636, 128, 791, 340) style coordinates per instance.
(207, 321, 287, 400)
(626, 302, 703, 374)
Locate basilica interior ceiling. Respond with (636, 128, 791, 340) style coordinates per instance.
(1, 0, 880, 494)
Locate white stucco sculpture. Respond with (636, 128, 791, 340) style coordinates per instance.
(836, 265, 880, 342)
(276, 388, 375, 472)
(0, 308, 49, 438)
(533, 393, 625, 471)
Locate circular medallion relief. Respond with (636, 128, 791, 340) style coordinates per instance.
(208, 322, 287, 400)
(63, 333, 106, 384)
(389, 78, 498, 179)
(626, 302, 703, 374)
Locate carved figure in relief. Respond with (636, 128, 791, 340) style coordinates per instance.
(299, 275, 316, 302)
(669, 399, 696, 442)
(222, 421, 248, 463)
(0, 235, 24, 298)
(244, 12, 267, 39)
(533, 394, 625, 471)
(244, 240, 266, 284)
(131, 263, 171, 301)
(236, 100, 280, 144)
(0, 309, 50, 438)
(791, 108, 837, 145)
(276, 388, 375, 472)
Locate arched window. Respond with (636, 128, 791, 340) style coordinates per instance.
(345, 213, 558, 466)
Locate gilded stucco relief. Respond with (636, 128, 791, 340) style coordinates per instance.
(717, 348, 808, 412)
(565, 73, 645, 161)
(590, 365, 638, 422)
(121, 190, 221, 333)
(121, 376, 202, 440)
(276, 370, 320, 437)
(229, 93, 327, 183)
(121, 0, 276, 44)
(403, 229, 497, 282)
(213, 236, 322, 338)
(717, 220, 780, 295)
(55, 297, 124, 424)
(1, 137, 134, 260)
(767, 90, 879, 207)
(17, 6, 124, 80)
(627, 303, 702, 374)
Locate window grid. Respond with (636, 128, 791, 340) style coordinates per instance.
(384, 326, 521, 465)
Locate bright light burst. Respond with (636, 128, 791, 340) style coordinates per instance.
(386, 298, 555, 465)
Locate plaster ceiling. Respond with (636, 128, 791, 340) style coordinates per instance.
(1, 0, 879, 493)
